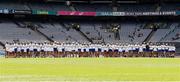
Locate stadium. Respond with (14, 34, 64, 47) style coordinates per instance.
(0, 0, 180, 81)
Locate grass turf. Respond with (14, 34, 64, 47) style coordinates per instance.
(0, 58, 180, 81)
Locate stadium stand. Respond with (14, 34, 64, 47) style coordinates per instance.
(0, 1, 179, 12)
(117, 4, 156, 12)
(149, 23, 179, 42)
(0, 2, 28, 10)
(118, 23, 152, 43)
(29, 3, 71, 11)
(38, 22, 88, 43)
(74, 3, 113, 12)
(0, 21, 48, 43)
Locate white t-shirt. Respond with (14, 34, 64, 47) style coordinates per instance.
(139, 47, 143, 52)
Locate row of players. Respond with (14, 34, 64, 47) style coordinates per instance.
(5, 42, 176, 58)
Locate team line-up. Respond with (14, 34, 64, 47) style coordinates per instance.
(5, 42, 176, 58)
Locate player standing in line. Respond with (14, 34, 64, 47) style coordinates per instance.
(169, 45, 176, 57)
(153, 44, 158, 57)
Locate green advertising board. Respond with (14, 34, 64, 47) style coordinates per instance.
(32, 10, 56, 15)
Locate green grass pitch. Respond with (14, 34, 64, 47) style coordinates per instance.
(0, 58, 180, 82)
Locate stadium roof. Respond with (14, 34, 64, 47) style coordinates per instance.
(1, 0, 180, 3)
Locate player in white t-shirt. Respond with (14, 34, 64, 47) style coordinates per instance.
(169, 45, 176, 57)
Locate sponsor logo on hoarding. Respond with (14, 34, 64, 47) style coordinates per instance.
(125, 11, 176, 16)
(58, 11, 96, 16)
(12, 10, 32, 14)
(37, 11, 49, 15)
